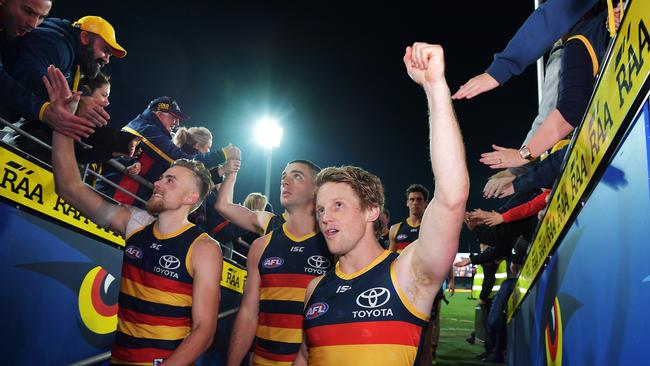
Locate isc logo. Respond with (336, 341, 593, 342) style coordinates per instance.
(263, 257, 284, 268)
(305, 302, 329, 320)
(290, 246, 305, 252)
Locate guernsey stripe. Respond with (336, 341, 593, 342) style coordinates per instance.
(111, 346, 174, 364)
(256, 325, 303, 344)
(260, 287, 305, 302)
(258, 312, 304, 329)
(252, 354, 294, 366)
(122, 262, 192, 296)
(306, 321, 422, 347)
(253, 345, 296, 363)
(121, 277, 192, 307)
(117, 319, 191, 341)
(308, 344, 418, 366)
(119, 307, 192, 328)
(260, 273, 314, 288)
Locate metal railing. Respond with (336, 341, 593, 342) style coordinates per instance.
(0, 116, 152, 206)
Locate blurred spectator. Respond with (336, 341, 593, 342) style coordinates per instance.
(2, 15, 128, 161)
(96, 96, 239, 207)
(480, 3, 621, 169)
(0, 0, 93, 142)
(452, 0, 603, 100)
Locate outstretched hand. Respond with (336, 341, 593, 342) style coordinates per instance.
(42, 65, 97, 140)
(480, 144, 527, 169)
(451, 72, 499, 100)
(404, 42, 446, 86)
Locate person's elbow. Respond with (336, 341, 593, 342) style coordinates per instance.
(441, 176, 470, 211)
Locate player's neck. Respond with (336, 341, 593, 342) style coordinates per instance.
(155, 210, 191, 236)
(284, 207, 317, 237)
(337, 231, 385, 275)
(407, 215, 422, 226)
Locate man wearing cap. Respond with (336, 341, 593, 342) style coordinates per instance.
(96, 96, 241, 208)
(0, 0, 96, 141)
(1, 15, 131, 160)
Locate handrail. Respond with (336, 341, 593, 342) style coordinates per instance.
(0, 116, 152, 205)
(66, 307, 241, 366)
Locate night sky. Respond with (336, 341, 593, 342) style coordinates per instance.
(53, 1, 541, 252)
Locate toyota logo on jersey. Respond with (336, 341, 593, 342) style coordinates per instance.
(158, 255, 181, 270)
(307, 255, 330, 269)
(356, 287, 391, 309)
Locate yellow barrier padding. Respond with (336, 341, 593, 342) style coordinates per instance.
(221, 260, 247, 294)
(0, 146, 125, 246)
(507, 0, 650, 321)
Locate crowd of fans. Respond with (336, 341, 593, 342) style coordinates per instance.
(0, 0, 624, 364)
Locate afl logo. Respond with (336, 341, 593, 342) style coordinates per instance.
(396, 234, 408, 241)
(263, 257, 284, 268)
(159, 255, 181, 270)
(125, 245, 143, 259)
(307, 255, 330, 269)
(356, 287, 390, 309)
(305, 302, 329, 320)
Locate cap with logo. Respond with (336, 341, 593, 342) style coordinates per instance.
(147, 96, 190, 120)
(72, 16, 127, 58)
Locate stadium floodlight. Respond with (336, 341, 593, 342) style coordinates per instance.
(255, 117, 283, 149)
(254, 117, 283, 198)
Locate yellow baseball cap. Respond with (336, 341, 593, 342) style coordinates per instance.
(73, 16, 127, 58)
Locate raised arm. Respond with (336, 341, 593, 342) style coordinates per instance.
(215, 170, 273, 235)
(396, 43, 469, 311)
(46, 66, 131, 236)
(161, 236, 223, 365)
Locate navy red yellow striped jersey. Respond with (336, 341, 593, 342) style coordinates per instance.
(253, 224, 333, 366)
(304, 250, 429, 366)
(111, 222, 209, 365)
(393, 219, 420, 253)
(263, 212, 287, 236)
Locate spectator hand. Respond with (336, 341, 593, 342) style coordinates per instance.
(497, 182, 515, 198)
(223, 143, 241, 161)
(42, 65, 96, 140)
(483, 174, 516, 198)
(223, 159, 241, 175)
(483, 211, 504, 226)
(404, 43, 446, 86)
(451, 72, 499, 100)
(480, 144, 527, 169)
(126, 162, 141, 175)
(454, 258, 470, 267)
(77, 96, 110, 126)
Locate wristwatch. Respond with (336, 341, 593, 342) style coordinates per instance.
(518, 145, 535, 161)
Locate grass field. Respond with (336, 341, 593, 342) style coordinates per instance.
(435, 291, 501, 366)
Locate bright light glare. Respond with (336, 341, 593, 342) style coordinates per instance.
(255, 117, 283, 148)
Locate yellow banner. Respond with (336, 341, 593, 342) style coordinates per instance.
(508, 0, 650, 320)
(221, 260, 247, 294)
(0, 145, 125, 246)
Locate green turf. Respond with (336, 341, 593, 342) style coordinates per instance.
(434, 293, 502, 366)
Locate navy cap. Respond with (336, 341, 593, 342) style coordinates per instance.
(147, 96, 190, 120)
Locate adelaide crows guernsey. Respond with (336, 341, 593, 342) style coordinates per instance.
(393, 218, 420, 253)
(304, 250, 429, 366)
(253, 224, 333, 365)
(111, 222, 209, 365)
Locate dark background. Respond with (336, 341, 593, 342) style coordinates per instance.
(52, 1, 541, 252)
